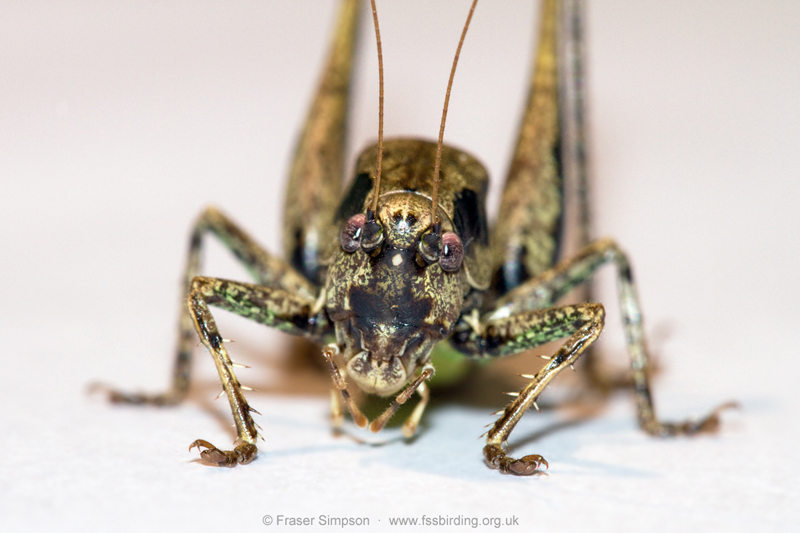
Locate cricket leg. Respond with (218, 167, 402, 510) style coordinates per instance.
(322, 344, 367, 429)
(489, 0, 562, 296)
(329, 388, 345, 428)
(401, 380, 431, 438)
(368, 365, 434, 436)
(185, 276, 328, 466)
(282, 0, 360, 284)
(455, 238, 732, 475)
(489, 238, 733, 437)
(560, 0, 618, 392)
(102, 0, 358, 406)
(454, 303, 605, 475)
(100, 206, 317, 406)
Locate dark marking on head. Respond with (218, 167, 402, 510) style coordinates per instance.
(349, 281, 432, 330)
(390, 210, 420, 236)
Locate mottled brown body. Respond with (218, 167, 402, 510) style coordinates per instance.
(101, 0, 731, 474)
(326, 140, 488, 398)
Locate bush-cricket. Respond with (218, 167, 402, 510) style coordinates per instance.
(97, 0, 732, 475)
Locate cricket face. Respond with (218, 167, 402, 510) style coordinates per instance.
(326, 193, 465, 396)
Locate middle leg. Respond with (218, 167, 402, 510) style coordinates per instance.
(488, 238, 728, 437)
(102, 206, 317, 406)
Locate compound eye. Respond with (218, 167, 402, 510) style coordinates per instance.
(340, 213, 366, 252)
(439, 231, 463, 272)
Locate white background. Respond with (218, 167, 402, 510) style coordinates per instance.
(1, 1, 798, 531)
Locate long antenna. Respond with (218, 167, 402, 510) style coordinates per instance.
(431, 0, 479, 227)
(369, 0, 385, 217)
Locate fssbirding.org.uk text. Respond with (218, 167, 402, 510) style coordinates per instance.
(262, 514, 520, 528)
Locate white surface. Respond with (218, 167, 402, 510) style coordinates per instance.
(1, 1, 799, 531)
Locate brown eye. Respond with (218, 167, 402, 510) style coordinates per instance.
(439, 231, 463, 272)
(340, 214, 366, 252)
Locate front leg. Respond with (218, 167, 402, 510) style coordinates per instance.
(455, 238, 731, 475)
(459, 304, 605, 475)
(185, 276, 328, 467)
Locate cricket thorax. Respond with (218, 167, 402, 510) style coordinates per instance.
(326, 192, 465, 396)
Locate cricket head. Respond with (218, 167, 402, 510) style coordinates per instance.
(324, 0, 478, 399)
(325, 192, 465, 396)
